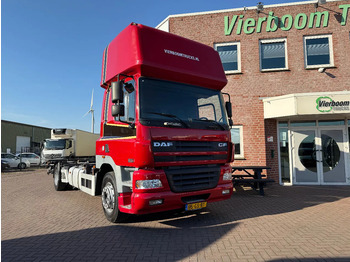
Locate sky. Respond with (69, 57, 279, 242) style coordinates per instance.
(2, 0, 308, 133)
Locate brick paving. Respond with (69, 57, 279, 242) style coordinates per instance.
(2, 169, 350, 261)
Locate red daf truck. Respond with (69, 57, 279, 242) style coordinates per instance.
(53, 23, 234, 222)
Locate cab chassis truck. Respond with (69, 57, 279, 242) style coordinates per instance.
(53, 23, 235, 222)
(43, 128, 99, 172)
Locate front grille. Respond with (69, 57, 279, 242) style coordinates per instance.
(155, 154, 226, 162)
(164, 165, 220, 193)
(152, 140, 228, 166)
(44, 154, 62, 159)
(152, 141, 228, 152)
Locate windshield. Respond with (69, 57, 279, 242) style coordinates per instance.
(44, 139, 69, 150)
(139, 78, 229, 130)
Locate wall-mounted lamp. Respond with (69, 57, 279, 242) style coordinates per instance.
(257, 2, 264, 13)
(318, 67, 335, 78)
(318, 67, 325, 73)
(314, 0, 327, 11)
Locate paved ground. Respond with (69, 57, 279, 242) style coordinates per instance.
(2, 169, 350, 262)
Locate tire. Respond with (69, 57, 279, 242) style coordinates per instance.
(53, 162, 67, 191)
(18, 162, 27, 169)
(101, 171, 128, 223)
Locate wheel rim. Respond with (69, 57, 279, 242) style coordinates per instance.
(102, 182, 115, 213)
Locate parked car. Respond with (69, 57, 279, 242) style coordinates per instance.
(1, 160, 10, 170)
(16, 153, 41, 166)
(1, 153, 31, 169)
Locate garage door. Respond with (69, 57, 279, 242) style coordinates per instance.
(16, 136, 30, 153)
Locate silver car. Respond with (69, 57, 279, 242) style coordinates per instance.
(16, 153, 41, 166)
(1, 153, 31, 169)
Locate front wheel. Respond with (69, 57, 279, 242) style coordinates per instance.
(101, 172, 128, 223)
(18, 162, 27, 169)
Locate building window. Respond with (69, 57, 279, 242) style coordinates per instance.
(214, 42, 241, 74)
(230, 125, 244, 159)
(259, 38, 288, 71)
(304, 34, 334, 68)
(290, 121, 316, 127)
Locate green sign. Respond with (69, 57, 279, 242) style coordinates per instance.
(225, 4, 350, 35)
(316, 96, 350, 113)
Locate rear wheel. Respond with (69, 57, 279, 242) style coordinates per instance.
(101, 171, 128, 223)
(53, 162, 67, 191)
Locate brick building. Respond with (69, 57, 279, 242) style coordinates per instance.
(157, 0, 350, 185)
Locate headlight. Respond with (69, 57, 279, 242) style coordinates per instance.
(223, 172, 232, 181)
(135, 179, 163, 189)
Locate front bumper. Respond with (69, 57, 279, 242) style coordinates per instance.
(118, 182, 233, 215)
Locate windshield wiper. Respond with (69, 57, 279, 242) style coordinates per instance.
(192, 118, 226, 131)
(145, 112, 189, 128)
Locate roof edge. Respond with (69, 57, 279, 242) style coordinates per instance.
(156, 0, 343, 29)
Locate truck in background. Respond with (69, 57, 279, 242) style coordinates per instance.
(51, 23, 234, 222)
(43, 129, 99, 186)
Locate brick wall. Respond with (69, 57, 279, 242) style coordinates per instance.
(167, 0, 350, 181)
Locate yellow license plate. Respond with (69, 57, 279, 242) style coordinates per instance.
(185, 202, 207, 211)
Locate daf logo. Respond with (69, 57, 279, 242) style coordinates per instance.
(154, 142, 173, 147)
(218, 143, 227, 148)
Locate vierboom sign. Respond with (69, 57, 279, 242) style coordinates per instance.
(316, 96, 350, 113)
(224, 4, 350, 35)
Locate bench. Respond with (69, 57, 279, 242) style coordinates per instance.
(231, 166, 274, 196)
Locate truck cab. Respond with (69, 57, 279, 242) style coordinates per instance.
(42, 129, 75, 162)
(43, 128, 98, 173)
(96, 23, 234, 222)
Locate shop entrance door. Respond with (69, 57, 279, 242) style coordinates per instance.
(292, 130, 319, 184)
(292, 128, 348, 185)
(320, 129, 347, 184)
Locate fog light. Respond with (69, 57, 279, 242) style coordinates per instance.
(149, 199, 163, 206)
(223, 172, 232, 181)
(136, 179, 163, 189)
(222, 189, 230, 195)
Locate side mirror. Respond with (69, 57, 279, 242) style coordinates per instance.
(225, 101, 232, 118)
(124, 82, 135, 93)
(111, 81, 124, 103)
(112, 104, 125, 117)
